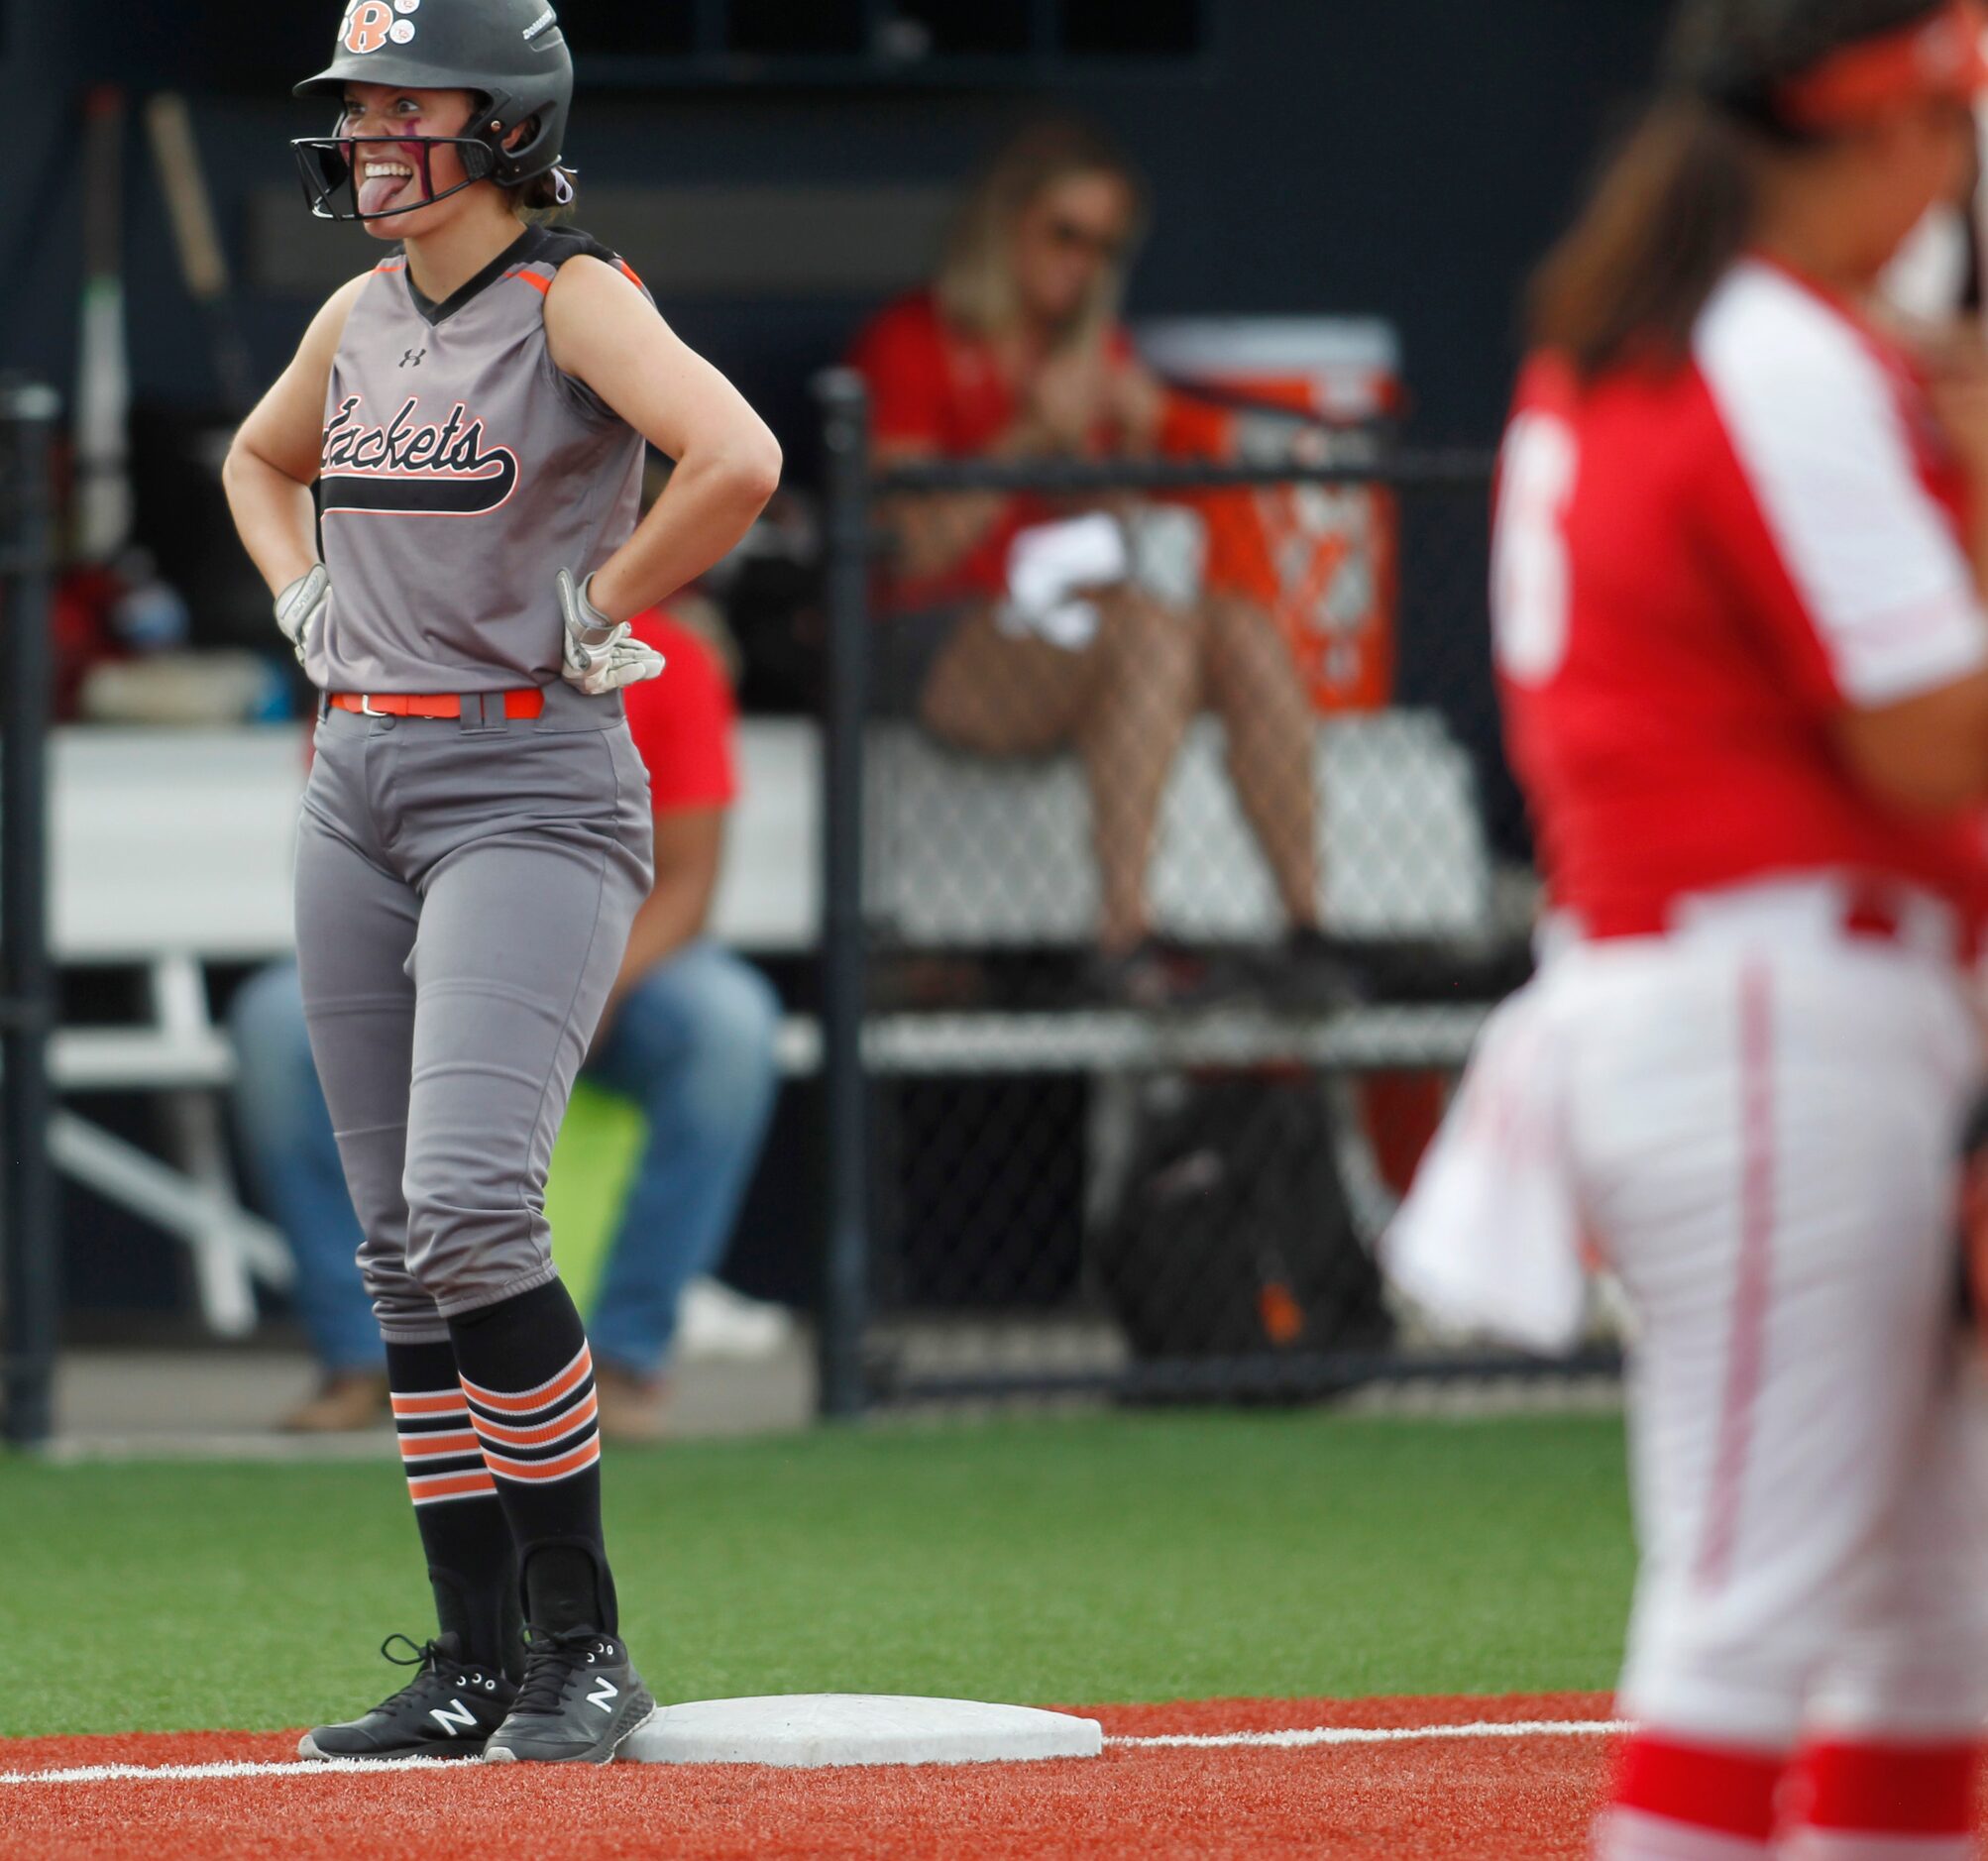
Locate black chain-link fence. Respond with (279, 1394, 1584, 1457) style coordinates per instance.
(813, 373, 1596, 1412)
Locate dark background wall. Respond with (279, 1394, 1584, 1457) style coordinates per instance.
(4, 0, 1668, 450)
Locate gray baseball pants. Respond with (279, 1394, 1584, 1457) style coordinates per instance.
(293, 680, 655, 1343)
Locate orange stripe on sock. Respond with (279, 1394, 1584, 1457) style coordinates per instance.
(459, 1346, 592, 1416)
(391, 1390, 467, 1419)
(406, 1470, 497, 1503)
(398, 1429, 483, 1461)
(470, 1393, 599, 1451)
(480, 1437, 601, 1484)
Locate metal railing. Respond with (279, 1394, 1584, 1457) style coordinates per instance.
(1, 379, 61, 1450)
(810, 371, 1601, 1415)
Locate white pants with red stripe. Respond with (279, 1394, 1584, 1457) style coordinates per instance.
(1556, 931, 1988, 1856)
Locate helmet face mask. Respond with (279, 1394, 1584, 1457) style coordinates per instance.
(292, 127, 500, 223)
(292, 0, 573, 222)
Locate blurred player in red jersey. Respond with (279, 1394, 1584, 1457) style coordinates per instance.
(1496, 2, 1988, 1854)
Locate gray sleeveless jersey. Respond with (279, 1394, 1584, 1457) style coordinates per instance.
(311, 224, 647, 694)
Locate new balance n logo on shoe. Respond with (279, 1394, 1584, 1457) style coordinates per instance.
(482, 1628, 651, 1764)
(299, 1633, 517, 1763)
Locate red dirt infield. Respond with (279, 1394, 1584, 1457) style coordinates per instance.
(0, 1693, 1622, 1860)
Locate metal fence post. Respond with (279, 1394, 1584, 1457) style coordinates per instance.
(1, 380, 62, 1450)
(815, 369, 874, 1420)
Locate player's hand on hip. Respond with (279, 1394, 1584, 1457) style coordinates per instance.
(273, 565, 329, 670)
(557, 568, 666, 696)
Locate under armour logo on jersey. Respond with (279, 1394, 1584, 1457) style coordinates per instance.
(430, 1697, 477, 1735)
(399, 349, 425, 369)
(587, 1677, 618, 1712)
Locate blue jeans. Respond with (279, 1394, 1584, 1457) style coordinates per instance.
(582, 941, 782, 1376)
(227, 942, 782, 1379)
(228, 962, 381, 1372)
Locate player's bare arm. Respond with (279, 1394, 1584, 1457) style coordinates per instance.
(221, 274, 368, 596)
(543, 257, 782, 623)
(1835, 669, 1988, 812)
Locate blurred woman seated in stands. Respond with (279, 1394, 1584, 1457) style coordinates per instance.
(848, 120, 1345, 1009)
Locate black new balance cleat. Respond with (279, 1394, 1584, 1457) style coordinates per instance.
(481, 1625, 654, 1764)
(298, 1632, 516, 1762)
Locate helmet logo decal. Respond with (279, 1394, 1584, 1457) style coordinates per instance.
(522, 7, 558, 43)
(343, 1, 396, 53)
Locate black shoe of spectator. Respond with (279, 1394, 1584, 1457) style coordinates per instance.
(1082, 939, 1242, 1011)
(1250, 928, 1368, 1013)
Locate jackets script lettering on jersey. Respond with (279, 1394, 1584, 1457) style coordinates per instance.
(311, 224, 646, 689)
(319, 393, 521, 517)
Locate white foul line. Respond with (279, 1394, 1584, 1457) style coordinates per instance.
(1108, 1718, 1627, 1751)
(0, 1719, 1627, 1784)
(0, 1756, 463, 1784)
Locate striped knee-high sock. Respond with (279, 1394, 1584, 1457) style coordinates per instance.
(386, 1340, 523, 1678)
(448, 1278, 615, 1635)
(1593, 1730, 1787, 1858)
(1780, 1737, 1979, 1858)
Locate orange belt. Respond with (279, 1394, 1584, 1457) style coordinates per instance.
(328, 689, 545, 720)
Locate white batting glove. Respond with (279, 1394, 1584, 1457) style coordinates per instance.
(557, 568, 665, 696)
(274, 565, 329, 670)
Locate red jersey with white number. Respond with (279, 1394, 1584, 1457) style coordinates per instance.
(1494, 256, 1988, 938)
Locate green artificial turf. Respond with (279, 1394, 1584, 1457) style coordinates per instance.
(0, 1411, 1634, 1738)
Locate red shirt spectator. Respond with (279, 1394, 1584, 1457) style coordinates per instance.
(847, 287, 1134, 609)
(848, 288, 1279, 613)
(622, 608, 738, 811)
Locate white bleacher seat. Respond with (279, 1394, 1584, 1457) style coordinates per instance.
(49, 722, 820, 964)
(867, 711, 1489, 945)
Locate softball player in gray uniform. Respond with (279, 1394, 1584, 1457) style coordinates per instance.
(223, 0, 779, 1765)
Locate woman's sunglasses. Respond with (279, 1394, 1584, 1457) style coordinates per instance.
(1044, 216, 1128, 263)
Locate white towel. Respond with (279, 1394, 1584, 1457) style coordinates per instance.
(997, 514, 1130, 649)
(1382, 975, 1589, 1355)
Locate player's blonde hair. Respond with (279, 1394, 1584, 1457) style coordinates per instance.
(934, 120, 1148, 352)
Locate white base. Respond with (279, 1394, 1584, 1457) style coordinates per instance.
(617, 1694, 1104, 1768)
